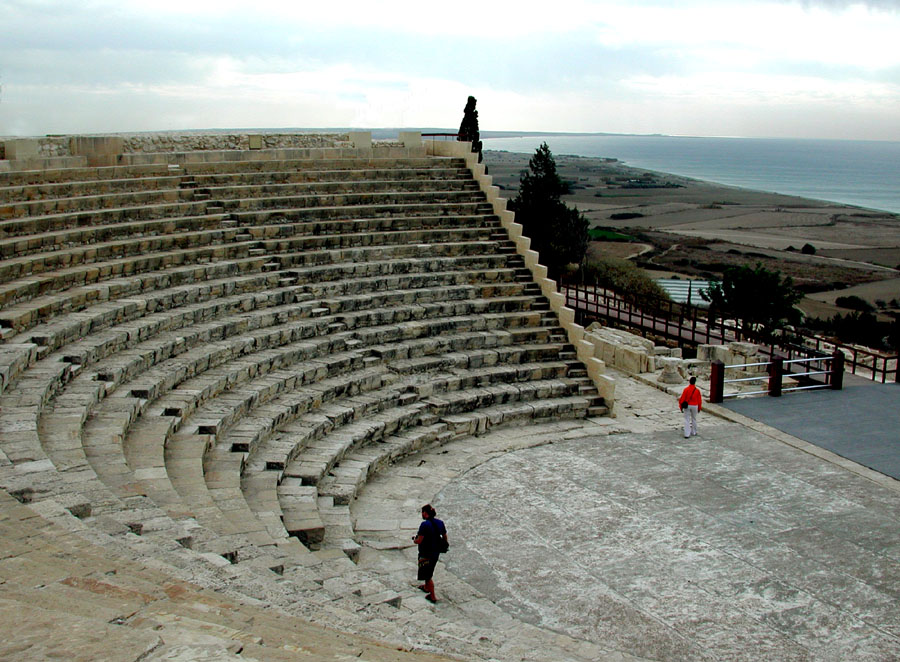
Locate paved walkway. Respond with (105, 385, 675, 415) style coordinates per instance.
(352, 371, 900, 661)
(722, 375, 900, 481)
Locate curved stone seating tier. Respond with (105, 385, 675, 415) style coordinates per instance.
(88, 320, 580, 552)
(0, 236, 512, 334)
(0, 216, 501, 285)
(0, 216, 496, 303)
(0, 227, 500, 319)
(0, 171, 478, 220)
(0, 163, 175, 189)
(0, 156, 473, 226)
(5, 284, 548, 510)
(30, 295, 566, 521)
(0, 172, 183, 204)
(0, 155, 462, 197)
(0, 149, 609, 631)
(186, 165, 472, 188)
(0, 183, 484, 237)
(0, 258, 529, 419)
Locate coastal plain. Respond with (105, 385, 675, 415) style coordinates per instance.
(484, 150, 900, 317)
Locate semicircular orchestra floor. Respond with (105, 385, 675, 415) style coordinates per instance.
(353, 374, 900, 662)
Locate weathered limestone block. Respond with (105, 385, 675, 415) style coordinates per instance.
(658, 356, 685, 384)
(595, 373, 616, 407)
(2, 139, 40, 160)
(349, 132, 372, 149)
(728, 341, 759, 357)
(69, 136, 124, 166)
(652, 346, 683, 358)
(697, 344, 727, 363)
(614, 345, 645, 374)
(398, 131, 421, 147)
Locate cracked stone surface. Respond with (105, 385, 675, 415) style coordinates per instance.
(354, 370, 900, 661)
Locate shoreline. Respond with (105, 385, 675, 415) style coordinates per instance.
(483, 149, 900, 318)
(485, 146, 900, 217)
(481, 135, 900, 216)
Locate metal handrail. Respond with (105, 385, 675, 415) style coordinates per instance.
(727, 361, 771, 370)
(422, 132, 459, 140)
(726, 375, 769, 384)
(783, 357, 823, 365)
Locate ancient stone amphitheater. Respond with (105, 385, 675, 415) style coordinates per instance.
(0, 132, 620, 661)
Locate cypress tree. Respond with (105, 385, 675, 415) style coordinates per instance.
(509, 142, 589, 278)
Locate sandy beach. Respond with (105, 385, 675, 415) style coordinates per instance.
(484, 150, 900, 320)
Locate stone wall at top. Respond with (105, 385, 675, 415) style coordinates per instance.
(121, 132, 352, 153)
(1, 132, 352, 160)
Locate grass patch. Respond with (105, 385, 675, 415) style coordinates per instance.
(589, 227, 636, 242)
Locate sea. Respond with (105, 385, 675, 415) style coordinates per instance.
(482, 135, 900, 215)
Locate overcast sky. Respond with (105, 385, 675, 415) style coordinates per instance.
(2, 0, 898, 140)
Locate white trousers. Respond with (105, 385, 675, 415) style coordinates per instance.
(683, 405, 699, 438)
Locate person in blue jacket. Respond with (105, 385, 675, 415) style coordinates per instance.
(413, 504, 448, 603)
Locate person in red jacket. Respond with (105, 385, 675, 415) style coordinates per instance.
(678, 376, 702, 438)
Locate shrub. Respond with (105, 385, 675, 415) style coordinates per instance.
(835, 295, 874, 312)
(582, 256, 669, 307)
(610, 212, 644, 220)
(801, 243, 816, 255)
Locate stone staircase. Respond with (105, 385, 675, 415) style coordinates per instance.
(0, 144, 612, 659)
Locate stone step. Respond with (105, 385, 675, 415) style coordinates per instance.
(0, 490, 453, 662)
(0, 241, 515, 330)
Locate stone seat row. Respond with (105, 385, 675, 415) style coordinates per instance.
(32, 287, 559, 481)
(210, 370, 590, 554)
(0, 155, 461, 190)
(3, 264, 543, 455)
(0, 151, 608, 624)
(257, 377, 593, 554)
(0, 221, 497, 288)
(0, 154, 468, 206)
(3, 268, 553, 498)
(182, 163, 472, 188)
(0, 232, 503, 317)
(0, 255, 537, 444)
(0, 212, 506, 339)
(0, 175, 481, 223)
(52, 296, 576, 544)
(0, 206, 495, 263)
(30, 315, 584, 564)
(0, 186, 490, 239)
(0, 250, 522, 390)
(0, 162, 472, 205)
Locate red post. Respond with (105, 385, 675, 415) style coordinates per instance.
(831, 350, 844, 390)
(768, 357, 783, 397)
(710, 360, 725, 404)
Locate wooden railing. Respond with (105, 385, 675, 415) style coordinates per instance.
(562, 280, 899, 383)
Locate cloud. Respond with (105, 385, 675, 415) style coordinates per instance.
(794, 0, 900, 9)
(1, 0, 899, 139)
